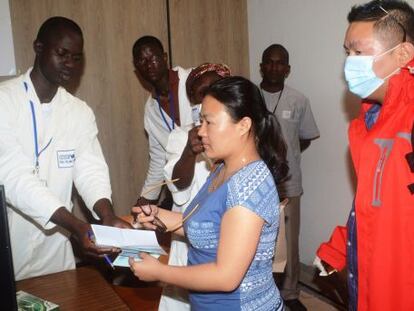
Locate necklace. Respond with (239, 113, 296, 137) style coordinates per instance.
(157, 91, 175, 132)
(271, 87, 284, 114)
(208, 165, 226, 192)
(208, 157, 258, 192)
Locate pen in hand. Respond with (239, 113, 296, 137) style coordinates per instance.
(87, 230, 115, 270)
(140, 205, 168, 233)
(133, 179, 180, 226)
(103, 254, 115, 270)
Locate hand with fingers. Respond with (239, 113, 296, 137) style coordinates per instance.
(73, 223, 121, 258)
(101, 214, 133, 229)
(135, 196, 158, 208)
(129, 252, 162, 282)
(187, 126, 204, 155)
(131, 204, 167, 233)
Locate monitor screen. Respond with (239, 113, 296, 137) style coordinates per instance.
(0, 185, 17, 310)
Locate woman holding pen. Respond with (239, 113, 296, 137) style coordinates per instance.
(158, 63, 231, 311)
(130, 76, 288, 311)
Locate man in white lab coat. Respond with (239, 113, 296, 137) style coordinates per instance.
(0, 16, 130, 281)
(132, 36, 193, 206)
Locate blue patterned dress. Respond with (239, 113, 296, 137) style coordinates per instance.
(183, 160, 283, 311)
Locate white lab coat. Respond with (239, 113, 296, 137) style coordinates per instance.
(140, 66, 193, 200)
(0, 69, 112, 280)
(158, 126, 211, 311)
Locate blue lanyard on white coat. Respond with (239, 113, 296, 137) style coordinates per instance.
(157, 91, 175, 132)
(23, 82, 53, 175)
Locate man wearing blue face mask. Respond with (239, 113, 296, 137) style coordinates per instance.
(344, 43, 402, 99)
(316, 1, 414, 311)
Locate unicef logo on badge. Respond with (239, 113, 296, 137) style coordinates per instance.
(57, 150, 76, 168)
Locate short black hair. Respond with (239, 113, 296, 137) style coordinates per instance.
(348, 0, 414, 45)
(36, 16, 83, 45)
(132, 36, 164, 57)
(261, 44, 289, 64)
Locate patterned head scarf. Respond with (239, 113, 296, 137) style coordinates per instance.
(186, 63, 231, 100)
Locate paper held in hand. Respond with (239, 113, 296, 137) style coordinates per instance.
(91, 224, 167, 267)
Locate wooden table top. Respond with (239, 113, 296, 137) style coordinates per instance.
(17, 266, 129, 310)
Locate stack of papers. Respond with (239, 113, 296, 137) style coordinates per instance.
(91, 224, 166, 267)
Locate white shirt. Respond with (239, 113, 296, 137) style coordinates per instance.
(159, 126, 211, 311)
(141, 66, 193, 200)
(164, 126, 211, 211)
(0, 68, 112, 280)
(261, 85, 319, 197)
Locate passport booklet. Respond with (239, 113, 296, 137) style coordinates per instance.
(91, 224, 166, 267)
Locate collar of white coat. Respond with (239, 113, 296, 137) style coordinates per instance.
(23, 67, 65, 107)
(147, 66, 193, 128)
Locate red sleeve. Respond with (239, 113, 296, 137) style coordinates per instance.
(316, 226, 347, 271)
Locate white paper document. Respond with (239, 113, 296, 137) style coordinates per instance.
(112, 251, 161, 267)
(91, 224, 166, 267)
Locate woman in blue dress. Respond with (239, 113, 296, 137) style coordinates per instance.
(130, 76, 288, 311)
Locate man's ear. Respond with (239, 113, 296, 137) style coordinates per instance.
(285, 65, 291, 79)
(33, 39, 44, 55)
(238, 116, 252, 136)
(397, 42, 414, 66)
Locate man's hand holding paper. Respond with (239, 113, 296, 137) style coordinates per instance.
(90, 224, 166, 267)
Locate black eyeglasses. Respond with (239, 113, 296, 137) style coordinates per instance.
(141, 206, 168, 233)
(139, 203, 201, 234)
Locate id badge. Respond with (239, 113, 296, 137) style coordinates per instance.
(282, 110, 292, 119)
(192, 104, 202, 126)
(57, 149, 75, 168)
(33, 167, 48, 187)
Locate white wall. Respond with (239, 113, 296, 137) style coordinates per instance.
(248, 0, 367, 264)
(0, 0, 16, 76)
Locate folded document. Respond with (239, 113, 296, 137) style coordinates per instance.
(91, 224, 166, 267)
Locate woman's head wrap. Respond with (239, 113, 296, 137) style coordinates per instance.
(186, 63, 231, 99)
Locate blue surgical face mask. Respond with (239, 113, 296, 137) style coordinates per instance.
(344, 45, 400, 98)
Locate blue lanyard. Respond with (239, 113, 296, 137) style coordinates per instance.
(24, 82, 53, 174)
(157, 92, 175, 132)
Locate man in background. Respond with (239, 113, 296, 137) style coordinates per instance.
(132, 36, 193, 207)
(0, 16, 130, 281)
(260, 44, 320, 311)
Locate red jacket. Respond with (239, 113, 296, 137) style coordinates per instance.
(317, 59, 414, 311)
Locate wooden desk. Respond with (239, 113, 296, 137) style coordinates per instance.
(17, 266, 129, 310)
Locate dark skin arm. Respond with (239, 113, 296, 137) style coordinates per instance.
(172, 126, 204, 190)
(93, 198, 132, 228)
(133, 197, 159, 224)
(135, 196, 158, 206)
(50, 198, 131, 257)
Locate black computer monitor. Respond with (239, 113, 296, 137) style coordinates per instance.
(0, 185, 17, 310)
